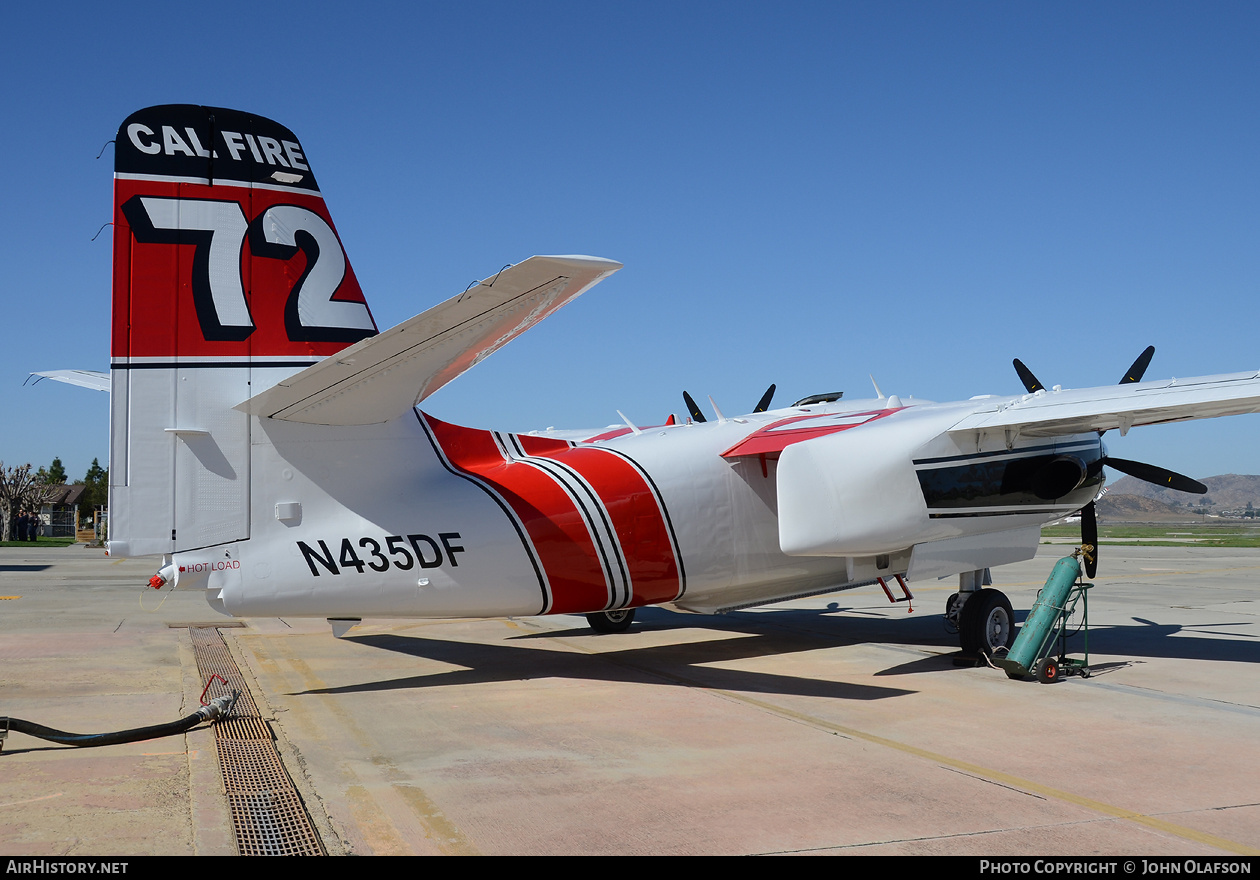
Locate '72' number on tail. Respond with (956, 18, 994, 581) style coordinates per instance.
(121, 195, 376, 343)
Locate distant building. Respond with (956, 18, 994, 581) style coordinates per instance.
(37, 484, 86, 538)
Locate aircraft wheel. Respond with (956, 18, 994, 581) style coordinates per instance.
(586, 608, 636, 634)
(1035, 657, 1061, 684)
(959, 588, 1015, 656)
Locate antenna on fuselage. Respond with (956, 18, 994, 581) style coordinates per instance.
(707, 395, 728, 424)
(616, 410, 642, 435)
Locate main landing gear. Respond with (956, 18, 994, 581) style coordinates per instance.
(585, 608, 636, 634)
(958, 589, 1015, 655)
(946, 570, 1015, 657)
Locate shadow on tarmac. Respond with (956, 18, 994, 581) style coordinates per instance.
(289, 598, 1260, 697)
(293, 609, 921, 702)
(290, 603, 1004, 697)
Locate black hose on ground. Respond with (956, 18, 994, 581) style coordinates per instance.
(0, 692, 238, 750)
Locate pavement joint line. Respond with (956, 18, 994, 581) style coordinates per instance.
(1088, 681, 1260, 717)
(759, 815, 1170, 855)
(539, 625, 1260, 857)
(718, 689, 1260, 857)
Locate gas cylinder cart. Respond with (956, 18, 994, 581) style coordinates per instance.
(990, 547, 1094, 683)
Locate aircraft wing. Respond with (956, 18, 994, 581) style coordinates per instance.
(27, 370, 110, 392)
(949, 371, 1260, 438)
(237, 255, 621, 425)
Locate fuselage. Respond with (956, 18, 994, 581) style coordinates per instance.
(170, 394, 1103, 620)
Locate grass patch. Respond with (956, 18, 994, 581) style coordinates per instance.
(1041, 523, 1260, 547)
(0, 538, 78, 548)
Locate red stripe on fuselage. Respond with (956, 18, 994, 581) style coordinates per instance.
(423, 415, 682, 612)
(542, 446, 681, 606)
(425, 416, 607, 614)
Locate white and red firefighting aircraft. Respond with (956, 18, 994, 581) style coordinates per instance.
(101, 105, 1260, 655)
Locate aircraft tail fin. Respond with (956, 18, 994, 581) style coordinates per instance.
(109, 105, 377, 556)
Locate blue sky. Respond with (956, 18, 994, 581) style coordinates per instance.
(3, 2, 1259, 482)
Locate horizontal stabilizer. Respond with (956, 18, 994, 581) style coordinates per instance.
(950, 372, 1260, 438)
(238, 255, 621, 425)
(27, 370, 110, 392)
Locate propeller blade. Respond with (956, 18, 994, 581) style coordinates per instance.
(682, 391, 707, 423)
(1081, 501, 1098, 579)
(753, 384, 776, 413)
(1013, 358, 1044, 393)
(1103, 457, 1207, 494)
(1119, 345, 1155, 385)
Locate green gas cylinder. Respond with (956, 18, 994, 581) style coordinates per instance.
(995, 555, 1081, 679)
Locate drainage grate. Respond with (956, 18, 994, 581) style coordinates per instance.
(188, 626, 324, 856)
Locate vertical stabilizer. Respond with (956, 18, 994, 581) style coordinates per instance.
(109, 105, 377, 557)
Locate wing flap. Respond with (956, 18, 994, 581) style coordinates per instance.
(950, 371, 1260, 437)
(237, 255, 621, 424)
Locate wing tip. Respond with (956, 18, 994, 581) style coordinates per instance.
(534, 254, 624, 272)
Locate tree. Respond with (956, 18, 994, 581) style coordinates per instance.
(78, 458, 108, 520)
(46, 457, 67, 484)
(0, 462, 60, 541)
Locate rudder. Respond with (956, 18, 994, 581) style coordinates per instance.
(109, 105, 377, 557)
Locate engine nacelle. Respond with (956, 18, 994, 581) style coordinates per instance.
(776, 406, 959, 556)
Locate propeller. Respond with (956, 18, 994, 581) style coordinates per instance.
(1012, 346, 1205, 578)
(1093, 456, 1206, 495)
(1012, 358, 1045, 394)
(753, 384, 776, 413)
(682, 391, 706, 423)
(1080, 500, 1099, 578)
(1119, 345, 1155, 385)
(682, 384, 777, 422)
(1075, 455, 1204, 580)
(1015, 346, 1156, 395)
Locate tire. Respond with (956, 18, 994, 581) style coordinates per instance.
(959, 588, 1015, 656)
(1035, 657, 1061, 684)
(586, 608, 636, 634)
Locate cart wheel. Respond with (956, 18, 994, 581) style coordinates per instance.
(1035, 657, 1061, 684)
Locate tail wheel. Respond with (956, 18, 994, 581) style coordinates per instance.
(959, 588, 1015, 656)
(586, 608, 636, 634)
(1035, 657, 1061, 684)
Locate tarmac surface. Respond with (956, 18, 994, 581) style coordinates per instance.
(1, 542, 1258, 856)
